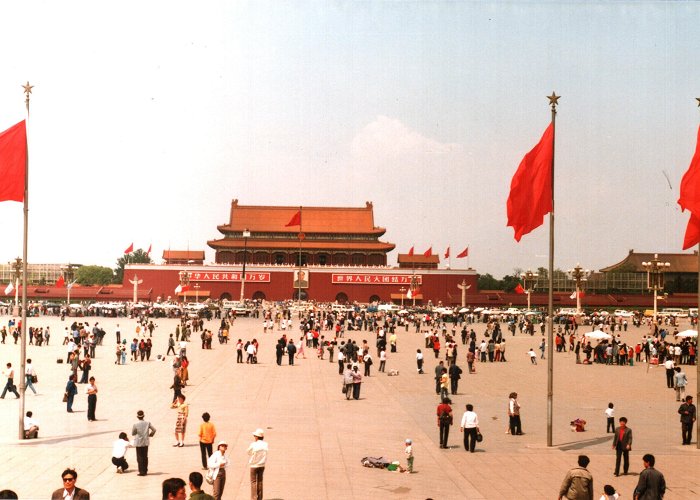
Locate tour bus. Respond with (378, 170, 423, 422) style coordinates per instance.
(659, 307, 689, 318)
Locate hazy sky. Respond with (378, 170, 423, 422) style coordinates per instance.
(0, 1, 699, 278)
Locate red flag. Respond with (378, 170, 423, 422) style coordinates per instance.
(0, 120, 27, 203)
(55, 275, 65, 288)
(456, 247, 469, 258)
(407, 246, 414, 256)
(124, 243, 134, 254)
(175, 284, 190, 294)
(147, 244, 152, 255)
(423, 247, 433, 257)
(514, 283, 525, 294)
(285, 210, 301, 227)
(444, 247, 450, 259)
(507, 123, 554, 242)
(678, 125, 700, 249)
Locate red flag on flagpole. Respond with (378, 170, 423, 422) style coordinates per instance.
(423, 247, 432, 257)
(407, 246, 414, 256)
(456, 247, 469, 258)
(0, 120, 27, 203)
(444, 247, 450, 259)
(124, 243, 134, 254)
(147, 244, 152, 255)
(514, 283, 525, 294)
(55, 275, 65, 288)
(507, 123, 554, 242)
(285, 210, 301, 227)
(678, 125, 700, 249)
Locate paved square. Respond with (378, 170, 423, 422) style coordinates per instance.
(0, 313, 698, 499)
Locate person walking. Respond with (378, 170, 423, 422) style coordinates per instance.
(111, 432, 131, 473)
(343, 364, 354, 400)
(416, 349, 424, 374)
(86, 376, 98, 421)
(557, 454, 593, 500)
(173, 394, 189, 447)
(378, 349, 386, 373)
(436, 397, 453, 449)
(24, 358, 37, 395)
(364, 352, 373, 376)
(171, 368, 185, 407)
(51, 468, 90, 499)
(1, 363, 20, 399)
(434, 361, 445, 394)
(132, 410, 157, 476)
(351, 366, 363, 400)
(448, 362, 462, 395)
(612, 417, 633, 476)
(207, 441, 229, 500)
(678, 395, 696, 445)
(508, 392, 522, 435)
(673, 367, 688, 402)
(286, 341, 297, 365)
(198, 412, 217, 469)
(459, 403, 479, 453)
(247, 429, 268, 500)
(633, 454, 665, 500)
(663, 357, 675, 389)
(65, 374, 78, 412)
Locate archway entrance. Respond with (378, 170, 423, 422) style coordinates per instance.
(252, 291, 266, 301)
(220, 292, 232, 301)
(335, 292, 349, 304)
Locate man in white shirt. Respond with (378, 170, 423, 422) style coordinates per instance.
(664, 358, 675, 388)
(459, 404, 479, 452)
(24, 411, 39, 439)
(112, 432, 131, 473)
(248, 428, 268, 500)
(1, 363, 20, 399)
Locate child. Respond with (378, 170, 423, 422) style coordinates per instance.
(528, 348, 537, 365)
(605, 403, 614, 433)
(403, 439, 413, 473)
(599, 484, 619, 499)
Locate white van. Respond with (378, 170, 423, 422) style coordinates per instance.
(377, 304, 400, 313)
(660, 308, 688, 318)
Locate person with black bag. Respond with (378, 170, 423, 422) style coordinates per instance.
(460, 403, 480, 453)
(436, 397, 453, 449)
(1, 362, 20, 399)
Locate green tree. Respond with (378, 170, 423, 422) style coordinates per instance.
(76, 265, 115, 286)
(477, 273, 501, 290)
(114, 249, 152, 284)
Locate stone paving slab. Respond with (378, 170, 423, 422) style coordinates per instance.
(0, 314, 698, 499)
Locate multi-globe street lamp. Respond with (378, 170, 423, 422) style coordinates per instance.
(641, 254, 670, 324)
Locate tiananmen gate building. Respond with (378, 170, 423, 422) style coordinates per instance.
(122, 200, 477, 304)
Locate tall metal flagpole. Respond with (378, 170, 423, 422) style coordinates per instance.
(546, 91, 559, 448)
(297, 206, 302, 304)
(696, 96, 700, 450)
(18, 81, 33, 439)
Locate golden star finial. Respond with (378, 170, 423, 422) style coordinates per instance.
(547, 92, 560, 107)
(696, 97, 700, 107)
(22, 81, 33, 96)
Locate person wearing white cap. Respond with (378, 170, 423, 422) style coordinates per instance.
(247, 428, 268, 500)
(207, 441, 229, 500)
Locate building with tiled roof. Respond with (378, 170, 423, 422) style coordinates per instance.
(208, 200, 396, 267)
(162, 250, 205, 265)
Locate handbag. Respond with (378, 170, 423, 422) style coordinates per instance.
(62, 392, 68, 403)
(342, 384, 347, 394)
(31, 375, 38, 383)
(205, 468, 215, 485)
(476, 429, 483, 442)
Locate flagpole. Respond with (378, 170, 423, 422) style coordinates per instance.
(546, 91, 559, 448)
(297, 206, 302, 304)
(696, 97, 700, 450)
(18, 82, 32, 440)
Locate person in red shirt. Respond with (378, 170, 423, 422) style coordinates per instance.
(436, 397, 453, 449)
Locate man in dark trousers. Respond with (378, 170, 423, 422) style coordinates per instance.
(678, 395, 697, 445)
(286, 341, 297, 365)
(448, 362, 462, 395)
(633, 454, 665, 500)
(434, 361, 445, 395)
(436, 397, 453, 449)
(132, 410, 156, 476)
(612, 417, 633, 476)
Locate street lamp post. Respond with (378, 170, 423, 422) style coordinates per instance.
(194, 283, 201, 303)
(10, 257, 22, 316)
(521, 270, 539, 311)
(567, 263, 591, 315)
(399, 286, 406, 307)
(178, 270, 190, 304)
(63, 263, 75, 306)
(240, 229, 251, 303)
(641, 254, 670, 325)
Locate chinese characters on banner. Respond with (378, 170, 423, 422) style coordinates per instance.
(331, 274, 422, 285)
(185, 272, 271, 282)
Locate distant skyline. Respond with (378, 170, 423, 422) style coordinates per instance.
(0, 1, 699, 278)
